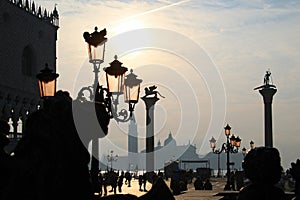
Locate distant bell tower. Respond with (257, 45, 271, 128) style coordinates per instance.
(128, 113, 138, 168)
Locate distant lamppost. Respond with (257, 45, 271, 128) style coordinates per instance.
(209, 136, 221, 177)
(107, 150, 118, 171)
(250, 140, 255, 149)
(242, 140, 255, 157)
(242, 147, 247, 157)
(209, 124, 242, 190)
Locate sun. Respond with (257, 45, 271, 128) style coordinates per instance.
(111, 19, 145, 35)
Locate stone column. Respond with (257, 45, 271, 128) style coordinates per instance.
(259, 87, 277, 147)
(142, 96, 159, 172)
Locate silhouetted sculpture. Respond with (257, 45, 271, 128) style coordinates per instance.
(144, 85, 165, 98)
(264, 70, 271, 85)
(0, 91, 92, 200)
(238, 147, 287, 200)
(290, 159, 300, 200)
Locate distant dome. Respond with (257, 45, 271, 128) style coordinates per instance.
(157, 140, 161, 147)
(164, 132, 176, 146)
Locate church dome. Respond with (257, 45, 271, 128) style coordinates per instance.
(163, 132, 176, 146)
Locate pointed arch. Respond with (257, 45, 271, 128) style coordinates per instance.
(21, 45, 35, 77)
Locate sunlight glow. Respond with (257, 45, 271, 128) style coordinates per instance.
(111, 19, 145, 35)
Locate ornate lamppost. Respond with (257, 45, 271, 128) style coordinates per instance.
(209, 124, 241, 190)
(107, 150, 118, 171)
(77, 27, 142, 193)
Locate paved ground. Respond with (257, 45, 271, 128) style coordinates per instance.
(174, 178, 229, 200)
(98, 177, 229, 199)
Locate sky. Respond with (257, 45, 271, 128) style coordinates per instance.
(35, 0, 300, 170)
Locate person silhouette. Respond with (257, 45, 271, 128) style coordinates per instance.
(0, 120, 11, 196)
(194, 176, 204, 190)
(118, 171, 124, 193)
(290, 159, 300, 200)
(203, 178, 212, 190)
(238, 147, 287, 200)
(0, 91, 93, 200)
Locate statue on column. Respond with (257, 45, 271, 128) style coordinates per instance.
(144, 85, 165, 98)
(254, 69, 276, 90)
(264, 70, 271, 85)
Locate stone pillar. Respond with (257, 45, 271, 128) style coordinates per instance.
(142, 96, 159, 172)
(259, 88, 277, 147)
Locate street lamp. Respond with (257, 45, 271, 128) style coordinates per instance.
(242, 140, 255, 157)
(250, 140, 255, 149)
(104, 56, 142, 122)
(107, 150, 118, 171)
(242, 147, 247, 157)
(36, 63, 59, 98)
(78, 27, 142, 122)
(209, 124, 242, 190)
(209, 136, 221, 177)
(78, 27, 142, 193)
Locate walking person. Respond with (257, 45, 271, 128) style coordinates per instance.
(143, 172, 148, 192)
(125, 171, 132, 187)
(117, 171, 124, 193)
(138, 174, 143, 191)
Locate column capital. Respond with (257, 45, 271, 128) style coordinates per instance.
(141, 96, 159, 109)
(259, 88, 277, 104)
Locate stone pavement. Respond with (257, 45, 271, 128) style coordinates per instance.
(98, 177, 229, 200)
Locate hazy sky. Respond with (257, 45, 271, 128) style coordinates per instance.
(35, 0, 300, 169)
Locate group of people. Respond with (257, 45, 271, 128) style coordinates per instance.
(138, 173, 148, 192)
(96, 170, 133, 196)
(93, 169, 152, 197)
(194, 177, 212, 190)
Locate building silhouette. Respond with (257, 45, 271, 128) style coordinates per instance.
(0, 0, 59, 149)
(104, 131, 201, 171)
